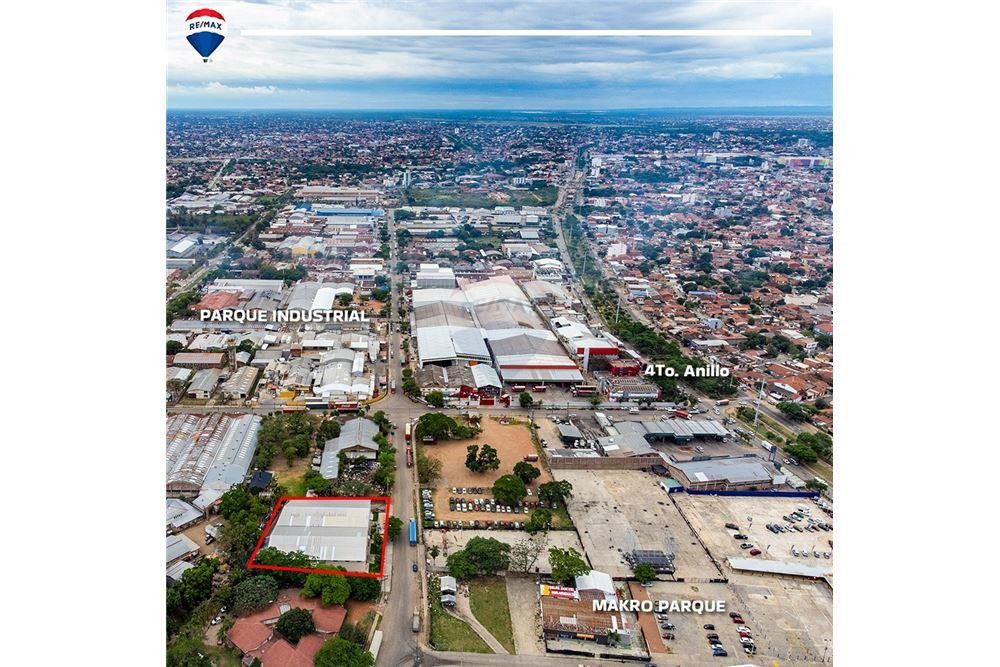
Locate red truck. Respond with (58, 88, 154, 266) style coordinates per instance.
(406, 447, 413, 467)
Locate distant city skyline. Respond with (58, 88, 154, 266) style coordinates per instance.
(168, 1, 831, 110)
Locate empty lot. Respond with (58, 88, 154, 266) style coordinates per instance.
(554, 470, 720, 580)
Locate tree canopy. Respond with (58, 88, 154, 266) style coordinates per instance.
(492, 474, 527, 505)
(275, 607, 315, 644)
(314, 637, 374, 667)
(549, 547, 589, 584)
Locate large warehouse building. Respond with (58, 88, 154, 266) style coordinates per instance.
(665, 454, 782, 492)
(165, 413, 261, 507)
(412, 275, 583, 384)
(264, 499, 372, 569)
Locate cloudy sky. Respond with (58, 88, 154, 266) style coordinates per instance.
(167, 0, 832, 109)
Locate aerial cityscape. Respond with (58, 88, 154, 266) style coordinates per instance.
(165, 3, 833, 666)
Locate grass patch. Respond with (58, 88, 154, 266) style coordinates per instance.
(428, 575, 493, 653)
(280, 473, 309, 497)
(468, 577, 516, 653)
(549, 506, 574, 529)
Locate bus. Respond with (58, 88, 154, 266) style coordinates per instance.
(391, 380, 397, 394)
(406, 447, 413, 467)
(572, 384, 597, 396)
(408, 519, 417, 546)
(404, 422, 412, 442)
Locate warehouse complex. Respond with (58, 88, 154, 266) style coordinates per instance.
(411, 274, 584, 384)
(165, 413, 261, 507)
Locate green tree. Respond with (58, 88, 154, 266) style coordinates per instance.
(314, 637, 374, 667)
(519, 391, 534, 408)
(589, 394, 602, 406)
(492, 474, 527, 505)
(167, 339, 184, 355)
(302, 573, 351, 606)
(538, 480, 573, 505)
(416, 448, 443, 485)
(388, 516, 403, 540)
(777, 401, 815, 422)
(549, 547, 588, 584)
(633, 563, 656, 584)
(166, 637, 212, 667)
(805, 479, 828, 491)
(448, 537, 511, 579)
(446, 550, 477, 580)
(429, 545, 440, 559)
(465, 443, 501, 473)
(525, 508, 552, 534)
(512, 461, 541, 485)
(232, 576, 279, 616)
(425, 390, 445, 408)
(275, 607, 314, 644)
(348, 576, 381, 602)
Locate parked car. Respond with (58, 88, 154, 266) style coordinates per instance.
(661, 632, 675, 640)
(724, 522, 739, 530)
(729, 612, 741, 618)
(740, 542, 754, 549)
(749, 548, 762, 556)
(412, 563, 418, 572)
(706, 633, 719, 640)
(703, 624, 715, 630)
(733, 533, 748, 540)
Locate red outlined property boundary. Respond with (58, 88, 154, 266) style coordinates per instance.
(247, 495, 391, 579)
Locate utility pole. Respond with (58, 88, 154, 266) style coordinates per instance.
(752, 377, 766, 430)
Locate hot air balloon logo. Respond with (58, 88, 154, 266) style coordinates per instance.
(185, 8, 226, 62)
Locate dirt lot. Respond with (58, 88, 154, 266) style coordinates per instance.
(673, 494, 834, 569)
(505, 575, 545, 655)
(423, 417, 552, 523)
(182, 518, 227, 558)
(554, 470, 720, 580)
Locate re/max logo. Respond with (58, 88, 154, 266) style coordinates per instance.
(189, 20, 223, 30)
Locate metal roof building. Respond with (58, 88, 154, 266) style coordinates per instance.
(727, 557, 831, 580)
(665, 455, 779, 492)
(166, 533, 200, 565)
(166, 498, 203, 533)
(166, 413, 261, 496)
(265, 499, 372, 564)
(320, 418, 381, 479)
(614, 419, 730, 442)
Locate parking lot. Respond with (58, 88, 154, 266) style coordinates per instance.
(674, 494, 834, 569)
(729, 573, 833, 663)
(554, 470, 720, 580)
(421, 416, 552, 525)
(638, 580, 756, 662)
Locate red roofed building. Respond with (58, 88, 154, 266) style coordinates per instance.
(226, 590, 347, 666)
(194, 290, 241, 311)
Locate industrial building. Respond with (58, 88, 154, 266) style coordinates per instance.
(186, 368, 221, 399)
(610, 419, 730, 443)
(415, 263, 457, 288)
(320, 418, 381, 479)
(165, 413, 261, 507)
(220, 366, 259, 400)
(264, 499, 372, 566)
(412, 274, 583, 384)
(664, 454, 782, 492)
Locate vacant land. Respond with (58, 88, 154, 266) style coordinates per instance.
(468, 577, 516, 653)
